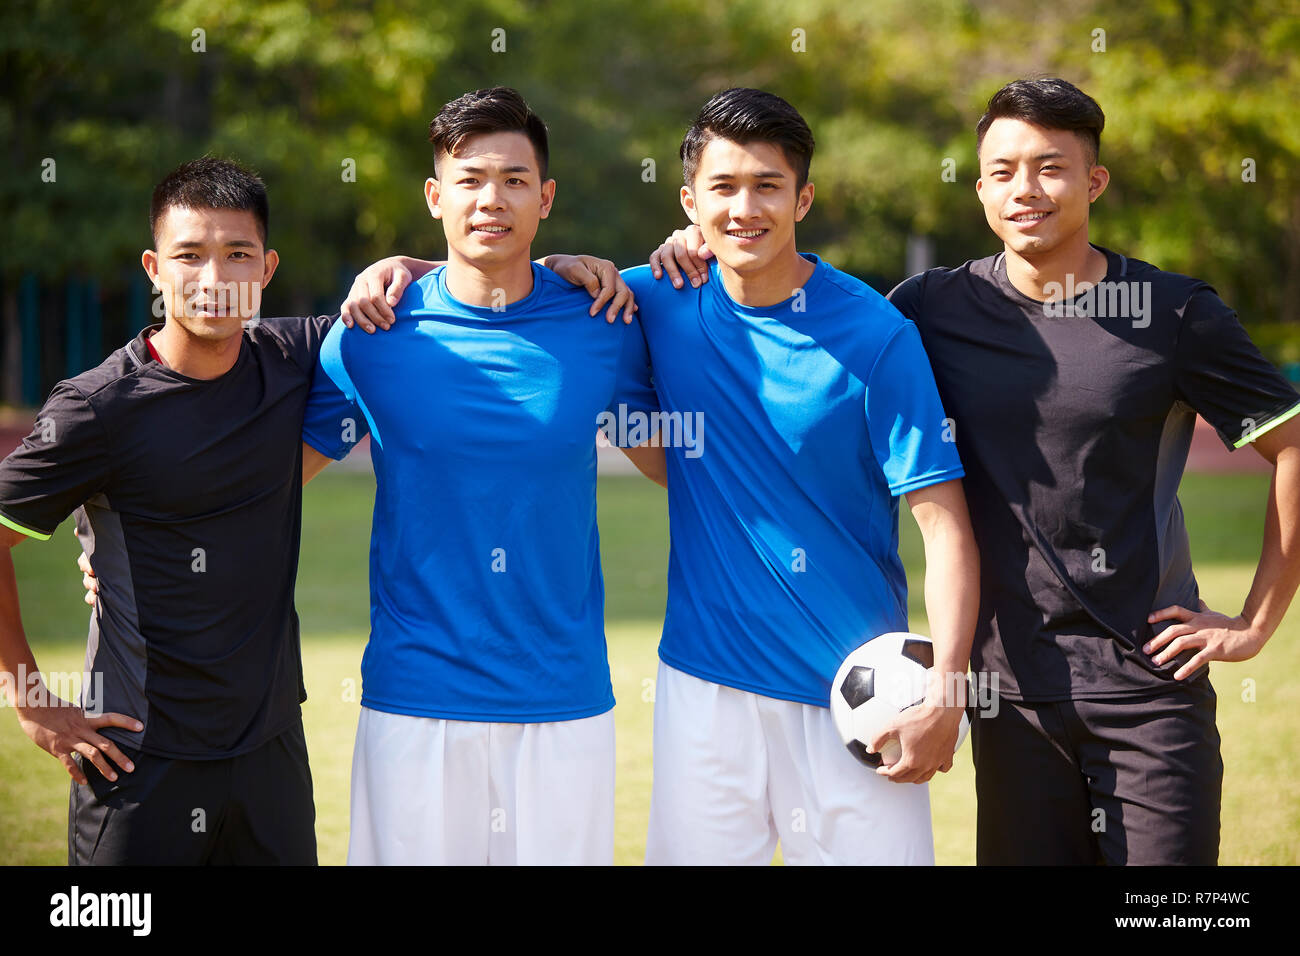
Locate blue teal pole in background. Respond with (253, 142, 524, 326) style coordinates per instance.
(85, 279, 101, 368)
(65, 278, 84, 378)
(129, 275, 151, 333)
(19, 274, 39, 407)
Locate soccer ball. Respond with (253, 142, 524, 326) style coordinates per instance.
(829, 632, 971, 769)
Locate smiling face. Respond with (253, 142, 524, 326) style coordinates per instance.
(976, 117, 1109, 261)
(680, 136, 814, 278)
(142, 205, 278, 341)
(426, 130, 555, 270)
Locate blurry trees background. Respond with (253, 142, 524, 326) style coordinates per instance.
(2, 0, 1298, 398)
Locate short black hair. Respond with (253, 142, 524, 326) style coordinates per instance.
(150, 156, 269, 245)
(976, 78, 1106, 165)
(428, 87, 550, 180)
(680, 88, 815, 189)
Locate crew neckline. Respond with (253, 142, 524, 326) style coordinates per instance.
(132, 324, 249, 383)
(433, 261, 545, 319)
(706, 252, 827, 316)
(991, 244, 1129, 313)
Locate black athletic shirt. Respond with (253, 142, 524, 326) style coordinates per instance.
(889, 248, 1300, 701)
(0, 317, 333, 757)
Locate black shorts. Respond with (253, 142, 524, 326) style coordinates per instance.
(971, 682, 1222, 865)
(69, 719, 317, 866)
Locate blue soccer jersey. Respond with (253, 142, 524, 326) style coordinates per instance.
(624, 254, 964, 707)
(302, 264, 658, 722)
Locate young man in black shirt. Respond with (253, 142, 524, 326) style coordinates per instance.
(651, 79, 1300, 864)
(888, 79, 1300, 865)
(0, 157, 330, 864)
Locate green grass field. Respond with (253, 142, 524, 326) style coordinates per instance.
(1, 470, 1296, 865)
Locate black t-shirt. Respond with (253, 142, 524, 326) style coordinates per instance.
(889, 248, 1300, 701)
(0, 317, 333, 757)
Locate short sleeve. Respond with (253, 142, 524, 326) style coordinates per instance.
(1173, 288, 1300, 450)
(301, 321, 372, 460)
(0, 384, 112, 540)
(865, 320, 965, 495)
(256, 315, 336, 374)
(607, 319, 659, 420)
(885, 272, 926, 325)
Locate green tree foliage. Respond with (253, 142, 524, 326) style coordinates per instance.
(2, 0, 1297, 322)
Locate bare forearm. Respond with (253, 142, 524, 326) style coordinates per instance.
(302, 443, 333, 486)
(920, 518, 979, 686)
(1240, 449, 1300, 642)
(0, 548, 40, 706)
(617, 437, 668, 489)
(396, 256, 439, 280)
(907, 481, 980, 700)
(1149, 420, 1300, 675)
(873, 481, 979, 782)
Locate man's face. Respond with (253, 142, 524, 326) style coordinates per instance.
(681, 137, 814, 276)
(976, 118, 1109, 259)
(143, 206, 278, 340)
(426, 131, 555, 269)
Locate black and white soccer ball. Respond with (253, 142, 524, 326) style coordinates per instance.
(830, 632, 970, 769)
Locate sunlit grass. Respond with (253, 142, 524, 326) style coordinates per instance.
(2, 471, 1293, 865)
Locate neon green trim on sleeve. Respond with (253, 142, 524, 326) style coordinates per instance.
(1233, 401, 1300, 449)
(0, 512, 52, 541)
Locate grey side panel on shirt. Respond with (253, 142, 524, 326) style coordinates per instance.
(77, 495, 149, 746)
(1151, 401, 1200, 620)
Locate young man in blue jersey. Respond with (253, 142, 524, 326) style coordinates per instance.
(654, 79, 1300, 865)
(627, 89, 978, 865)
(298, 87, 663, 865)
(351, 88, 981, 865)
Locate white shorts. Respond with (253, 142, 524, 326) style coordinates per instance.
(347, 705, 615, 865)
(645, 662, 934, 865)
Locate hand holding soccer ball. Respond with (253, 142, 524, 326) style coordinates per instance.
(830, 632, 971, 783)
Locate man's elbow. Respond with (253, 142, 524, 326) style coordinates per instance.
(0, 525, 30, 551)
